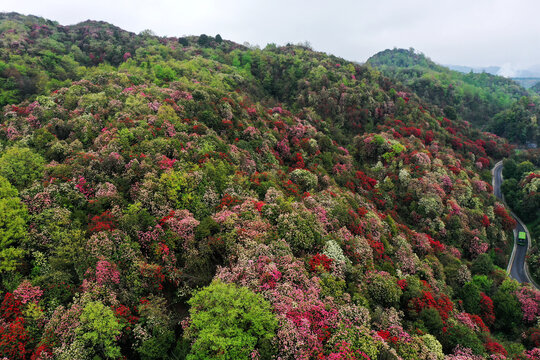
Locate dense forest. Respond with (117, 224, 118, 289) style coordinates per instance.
(0, 12, 539, 360)
(367, 49, 540, 146)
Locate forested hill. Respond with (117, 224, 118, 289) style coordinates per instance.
(0, 13, 539, 360)
(367, 48, 539, 146)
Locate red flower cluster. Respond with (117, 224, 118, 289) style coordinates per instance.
(410, 291, 454, 321)
(426, 235, 445, 253)
(400, 126, 422, 138)
(484, 339, 507, 356)
(217, 193, 241, 210)
(377, 329, 399, 344)
(480, 292, 495, 327)
(113, 305, 139, 331)
(494, 204, 517, 231)
(481, 214, 490, 227)
(477, 157, 490, 168)
(309, 254, 332, 273)
(355, 171, 377, 191)
(424, 130, 434, 145)
(88, 210, 116, 233)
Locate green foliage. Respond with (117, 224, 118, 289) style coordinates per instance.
(289, 168, 318, 192)
(417, 307, 444, 336)
(0, 147, 45, 189)
(440, 324, 485, 355)
(0, 176, 26, 272)
(136, 296, 175, 360)
(277, 211, 323, 254)
(77, 300, 124, 359)
(492, 280, 523, 333)
(471, 253, 494, 275)
(184, 281, 277, 360)
(459, 281, 481, 314)
(365, 272, 402, 308)
(368, 48, 538, 144)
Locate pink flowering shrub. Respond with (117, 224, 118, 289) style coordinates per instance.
(13, 280, 43, 305)
(216, 241, 348, 359)
(515, 287, 540, 323)
(94, 260, 120, 286)
(160, 210, 200, 249)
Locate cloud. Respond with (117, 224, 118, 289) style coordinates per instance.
(497, 63, 518, 78)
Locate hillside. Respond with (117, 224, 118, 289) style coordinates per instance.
(367, 49, 539, 146)
(0, 13, 539, 360)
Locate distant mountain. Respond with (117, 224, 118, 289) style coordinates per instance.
(446, 64, 500, 75)
(512, 78, 540, 89)
(531, 81, 540, 94)
(367, 48, 539, 145)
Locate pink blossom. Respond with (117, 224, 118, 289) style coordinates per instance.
(515, 287, 540, 323)
(13, 280, 43, 304)
(95, 260, 120, 285)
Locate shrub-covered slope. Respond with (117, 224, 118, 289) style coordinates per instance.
(0, 13, 539, 360)
(367, 48, 539, 145)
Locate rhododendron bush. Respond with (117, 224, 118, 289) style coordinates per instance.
(0, 12, 536, 359)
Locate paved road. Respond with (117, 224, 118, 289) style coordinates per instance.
(492, 161, 533, 284)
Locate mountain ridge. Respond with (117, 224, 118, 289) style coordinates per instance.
(0, 12, 539, 359)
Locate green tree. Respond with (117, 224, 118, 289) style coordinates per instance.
(459, 281, 482, 315)
(471, 253, 494, 276)
(502, 158, 518, 180)
(0, 176, 27, 272)
(418, 307, 444, 336)
(517, 161, 535, 178)
(492, 280, 523, 333)
(184, 281, 277, 360)
(0, 147, 45, 189)
(440, 324, 484, 355)
(77, 301, 124, 359)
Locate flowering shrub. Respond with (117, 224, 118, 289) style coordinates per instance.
(410, 291, 453, 321)
(13, 281, 43, 305)
(494, 203, 517, 231)
(515, 287, 540, 323)
(88, 211, 116, 233)
(309, 253, 332, 273)
(0, 15, 531, 359)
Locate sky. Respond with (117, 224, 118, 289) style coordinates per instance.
(3, 0, 540, 76)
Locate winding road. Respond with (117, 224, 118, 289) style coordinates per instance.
(492, 161, 537, 287)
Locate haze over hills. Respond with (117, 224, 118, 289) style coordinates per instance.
(0, 12, 539, 360)
(446, 64, 540, 79)
(445, 65, 540, 89)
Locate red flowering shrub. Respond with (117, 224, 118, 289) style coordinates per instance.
(480, 292, 495, 327)
(0, 317, 29, 360)
(426, 235, 445, 253)
(113, 305, 139, 332)
(484, 339, 507, 356)
(424, 130, 434, 145)
(477, 157, 490, 168)
(0, 293, 23, 322)
(494, 204, 516, 231)
(88, 210, 116, 233)
(217, 193, 242, 209)
(355, 171, 377, 190)
(309, 254, 332, 273)
(410, 291, 454, 321)
(397, 279, 407, 290)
